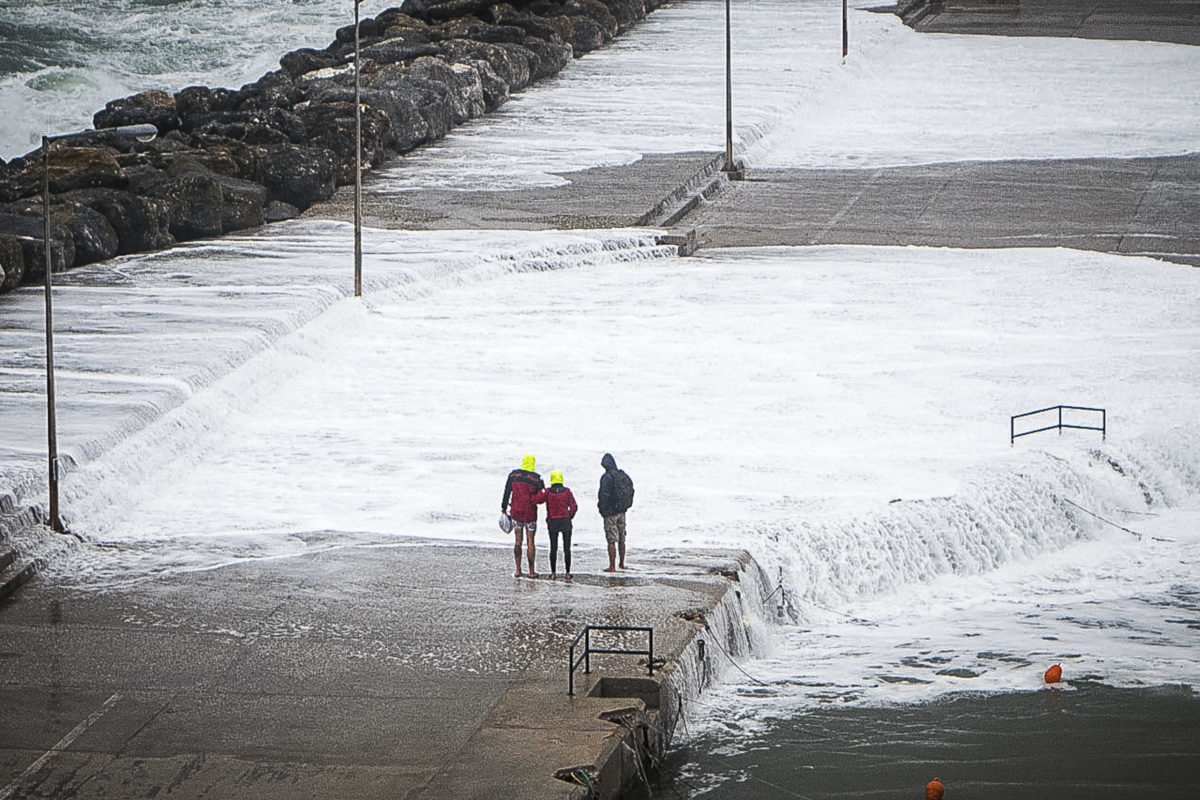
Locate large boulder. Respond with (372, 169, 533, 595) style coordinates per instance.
(295, 101, 392, 183)
(174, 85, 241, 126)
(94, 90, 180, 133)
(460, 57, 510, 112)
(0, 235, 27, 291)
(522, 36, 572, 80)
(2, 199, 121, 267)
(0, 212, 75, 281)
(260, 144, 340, 209)
(599, 0, 646, 31)
(565, 14, 605, 55)
(0, 163, 39, 203)
(487, 5, 563, 41)
(42, 147, 127, 194)
(408, 57, 485, 123)
(213, 173, 266, 232)
(141, 171, 225, 241)
(62, 188, 175, 255)
(496, 43, 539, 89)
(177, 137, 267, 184)
(467, 24, 527, 44)
(191, 107, 307, 146)
(439, 39, 529, 90)
(264, 200, 301, 222)
(566, 0, 618, 38)
(422, 0, 492, 23)
(280, 47, 337, 79)
(235, 71, 304, 112)
(390, 76, 457, 142)
(376, 8, 431, 31)
(308, 75, 431, 153)
(359, 38, 443, 66)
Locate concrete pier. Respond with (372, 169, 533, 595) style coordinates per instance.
(0, 542, 756, 799)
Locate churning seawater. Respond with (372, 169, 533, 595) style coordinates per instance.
(0, 0, 397, 160)
(4, 0, 1198, 796)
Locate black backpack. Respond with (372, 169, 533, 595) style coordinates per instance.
(613, 470, 635, 511)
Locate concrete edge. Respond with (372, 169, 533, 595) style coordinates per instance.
(0, 552, 42, 602)
(636, 153, 727, 229)
(561, 551, 759, 798)
(895, 0, 940, 26)
(0, 502, 47, 601)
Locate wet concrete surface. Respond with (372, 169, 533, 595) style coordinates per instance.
(303, 151, 724, 231)
(682, 154, 1200, 265)
(905, 0, 1200, 46)
(0, 540, 744, 798)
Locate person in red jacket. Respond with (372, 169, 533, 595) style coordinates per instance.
(535, 470, 578, 580)
(502, 453, 544, 578)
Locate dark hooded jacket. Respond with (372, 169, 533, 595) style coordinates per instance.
(597, 453, 634, 517)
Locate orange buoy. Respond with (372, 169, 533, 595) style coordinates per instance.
(925, 777, 944, 800)
(1044, 664, 1063, 684)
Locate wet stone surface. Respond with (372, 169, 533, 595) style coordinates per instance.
(0, 540, 743, 799)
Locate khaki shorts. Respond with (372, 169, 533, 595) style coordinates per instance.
(603, 513, 626, 544)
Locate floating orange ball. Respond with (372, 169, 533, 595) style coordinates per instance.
(925, 777, 944, 800)
(1044, 664, 1063, 684)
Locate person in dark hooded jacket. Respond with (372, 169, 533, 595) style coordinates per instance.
(597, 452, 634, 572)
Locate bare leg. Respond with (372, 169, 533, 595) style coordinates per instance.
(513, 531, 523, 577)
(618, 539, 626, 570)
(526, 533, 538, 578)
(604, 541, 617, 573)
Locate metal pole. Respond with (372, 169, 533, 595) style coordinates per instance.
(647, 628, 654, 676)
(42, 135, 63, 533)
(723, 0, 734, 173)
(843, 0, 848, 59)
(353, 0, 363, 298)
(38, 124, 155, 535)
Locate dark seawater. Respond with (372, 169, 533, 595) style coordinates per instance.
(659, 684, 1200, 799)
(0, 0, 393, 159)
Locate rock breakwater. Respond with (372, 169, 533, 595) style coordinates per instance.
(0, 0, 662, 294)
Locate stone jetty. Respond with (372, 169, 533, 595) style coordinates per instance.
(0, 0, 663, 294)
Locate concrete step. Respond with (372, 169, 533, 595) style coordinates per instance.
(0, 552, 41, 602)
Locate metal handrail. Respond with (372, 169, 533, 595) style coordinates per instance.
(568, 625, 654, 696)
(1011, 405, 1106, 445)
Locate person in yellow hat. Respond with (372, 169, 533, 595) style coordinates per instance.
(502, 453, 544, 578)
(535, 470, 579, 580)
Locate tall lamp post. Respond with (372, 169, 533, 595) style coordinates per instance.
(722, 0, 744, 180)
(353, 0, 363, 298)
(41, 123, 156, 533)
(843, 0, 849, 59)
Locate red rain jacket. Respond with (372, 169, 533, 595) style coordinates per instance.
(502, 469, 544, 523)
(535, 484, 578, 520)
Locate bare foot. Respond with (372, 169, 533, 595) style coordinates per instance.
(528, 571, 539, 578)
(565, 573, 573, 580)
(549, 573, 557, 580)
(514, 570, 522, 578)
(619, 564, 627, 570)
(603, 567, 616, 573)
